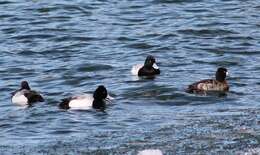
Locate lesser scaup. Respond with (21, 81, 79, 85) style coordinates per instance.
(187, 67, 229, 93)
(11, 81, 44, 106)
(131, 55, 160, 76)
(59, 85, 113, 110)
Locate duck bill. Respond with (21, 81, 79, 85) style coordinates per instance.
(153, 63, 159, 69)
(105, 94, 114, 102)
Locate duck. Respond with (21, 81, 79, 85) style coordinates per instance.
(131, 55, 160, 76)
(11, 81, 44, 106)
(187, 67, 229, 93)
(59, 85, 113, 110)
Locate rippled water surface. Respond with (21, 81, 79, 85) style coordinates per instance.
(1, 0, 260, 154)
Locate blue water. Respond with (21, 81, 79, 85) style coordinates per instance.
(0, 0, 260, 154)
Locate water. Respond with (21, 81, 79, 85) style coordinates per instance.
(0, 0, 260, 154)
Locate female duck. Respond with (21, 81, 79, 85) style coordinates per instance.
(11, 81, 44, 106)
(59, 85, 112, 110)
(131, 55, 160, 76)
(187, 67, 229, 93)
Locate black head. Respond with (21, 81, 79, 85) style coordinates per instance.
(93, 85, 108, 109)
(215, 67, 228, 82)
(21, 81, 30, 90)
(144, 55, 156, 68)
(93, 85, 108, 100)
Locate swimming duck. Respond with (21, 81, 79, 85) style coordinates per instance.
(11, 81, 44, 106)
(187, 67, 229, 93)
(59, 85, 113, 110)
(131, 55, 160, 76)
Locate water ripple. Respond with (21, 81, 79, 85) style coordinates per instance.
(0, 0, 259, 154)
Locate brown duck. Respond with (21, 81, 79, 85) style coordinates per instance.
(187, 67, 229, 93)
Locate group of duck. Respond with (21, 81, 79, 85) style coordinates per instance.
(11, 55, 229, 110)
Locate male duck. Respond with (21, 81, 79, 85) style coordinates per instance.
(11, 81, 44, 106)
(131, 55, 160, 76)
(59, 85, 113, 110)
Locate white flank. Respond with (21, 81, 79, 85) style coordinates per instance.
(137, 149, 163, 155)
(131, 64, 143, 75)
(69, 94, 93, 110)
(69, 94, 112, 110)
(12, 91, 28, 106)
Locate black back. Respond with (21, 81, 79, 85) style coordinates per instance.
(59, 97, 71, 109)
(17, 81, 44, 104)
(24, 90, 44, 103)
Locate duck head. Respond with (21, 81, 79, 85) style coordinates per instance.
(216, 67, 228, 82)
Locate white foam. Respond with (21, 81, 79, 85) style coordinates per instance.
(137, 149, 163, 155)
(237, 148, 260, 155)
